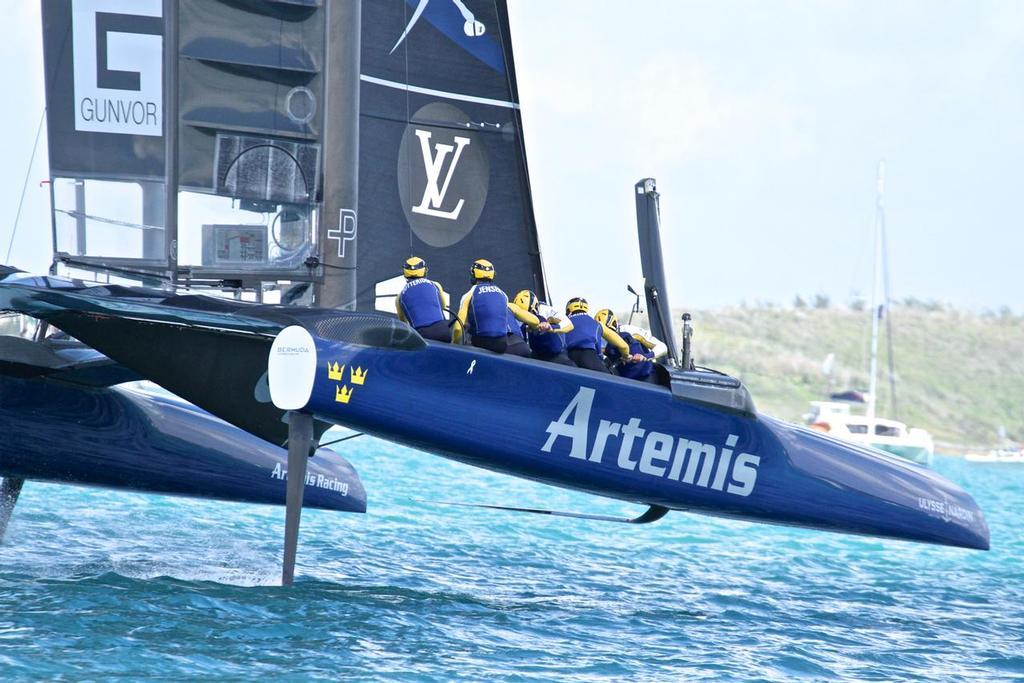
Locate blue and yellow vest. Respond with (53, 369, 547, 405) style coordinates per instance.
(564, 313, 602, 351)
(528, 322, 566, 355)
(468, 284, 509, 338)
(398, 278, 444, 328)
(606, 331, 654, 379)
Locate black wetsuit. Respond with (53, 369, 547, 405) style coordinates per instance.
(417, 319, 452, 343)
(472, 335, 507, 354)
(568, 347, 610, 373)
(534, 350, 577, 366)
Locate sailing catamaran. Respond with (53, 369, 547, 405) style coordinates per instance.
(0, 1, 987, 585)
(806, 162, 935, 465)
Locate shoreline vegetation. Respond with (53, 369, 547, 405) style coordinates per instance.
(669, 299, 1022, 451)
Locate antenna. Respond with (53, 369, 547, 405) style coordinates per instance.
(627, 284, 642, 325)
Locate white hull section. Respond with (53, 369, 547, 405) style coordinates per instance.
(806, 401, 935, 466)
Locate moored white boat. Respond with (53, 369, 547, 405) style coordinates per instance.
(804, 162, 935, 467)
(965, 448, 1024, 464)
(806, 401, 934, 465)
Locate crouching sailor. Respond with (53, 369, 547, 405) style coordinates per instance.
(395, 256, 452, 342)
(564, 297, 634, 373)
(453, 259, 541, 353)
(596, 309, 660, 382)
(514, 290, 576, 366)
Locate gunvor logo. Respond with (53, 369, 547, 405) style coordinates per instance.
(72, 0, 163, 137)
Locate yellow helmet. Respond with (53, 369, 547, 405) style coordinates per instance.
(595, 308, 618, 330)
(403, 256, 427, 278)
(514, 290, 539, 313)
(471, 258, 495, 281)
(566, 297, 589, 315)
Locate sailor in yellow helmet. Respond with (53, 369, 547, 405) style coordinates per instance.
(563, 297, 635, 373)
(595, 308, 662, 382)
(394, 256, 451, 342)
(512, 290, 575, 366)
(453, 259, 543, 354)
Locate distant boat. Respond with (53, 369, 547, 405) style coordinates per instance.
(806, 401, 934, 465)
(965, 448, 1024, 464)
(806, 161, 934, 466)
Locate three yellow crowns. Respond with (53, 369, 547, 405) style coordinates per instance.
(327, 362, 366, 404)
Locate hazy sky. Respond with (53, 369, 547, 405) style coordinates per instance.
(2, 1, 1022, 314)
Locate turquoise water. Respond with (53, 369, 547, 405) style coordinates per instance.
(1, 444, 1022, 681)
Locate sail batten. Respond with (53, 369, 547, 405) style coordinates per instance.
(360, 75, 520, 109)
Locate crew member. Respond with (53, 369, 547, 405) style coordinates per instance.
(513, 290, 575, 366)
(563, 297, 634, 373)
(596, 309, 660, 382)
(453, 259, 542, 353)
(394, 256, 451, 342)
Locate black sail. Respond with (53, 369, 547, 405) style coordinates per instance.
(358, 0, 547, 310)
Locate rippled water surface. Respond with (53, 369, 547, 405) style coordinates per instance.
(1, 444, 1022, 681)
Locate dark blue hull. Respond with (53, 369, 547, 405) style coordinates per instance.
(0, 281, 989, 550)
(0, 375, 365, 513)
(292, 336, 988, 550)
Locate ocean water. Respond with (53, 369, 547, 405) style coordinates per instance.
(1, 442, 1021, 681)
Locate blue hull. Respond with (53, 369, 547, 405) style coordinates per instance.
(0, 375, 365, 513)
(297, 338, 988, 550)
(0, 281, 989, 550)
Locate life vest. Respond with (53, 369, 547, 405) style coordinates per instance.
(606, 331, 654, 379)
(467, 284, 509, 338)
(564, 313, 602, 351)
(528, 309, 569, 356)
(398, 278, 445, 328)
(528, 322, 566, 355)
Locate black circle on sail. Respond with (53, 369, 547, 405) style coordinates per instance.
(397, 102, 490, 248)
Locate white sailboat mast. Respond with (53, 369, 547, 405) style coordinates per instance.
(867, 160, 885, 421)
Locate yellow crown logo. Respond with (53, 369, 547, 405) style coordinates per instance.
(351, 367, 367, 385)
(327, 361, 344, 381)
(335, 385, 353, 404)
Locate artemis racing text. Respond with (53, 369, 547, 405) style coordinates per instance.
(270, 462, 349, 496)
(542, 388, 760, 496)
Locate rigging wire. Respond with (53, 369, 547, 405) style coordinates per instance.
(319, 432, 364, 448)
(402, 0, 414, 260)
(489, 0, 550, 302)
(53, 209, 162, 232)
(5, 110, 46, 265)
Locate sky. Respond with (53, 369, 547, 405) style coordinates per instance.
(2, 1, 1022, 314)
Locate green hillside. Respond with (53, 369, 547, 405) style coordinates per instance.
(673, 304, 1023, 448)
